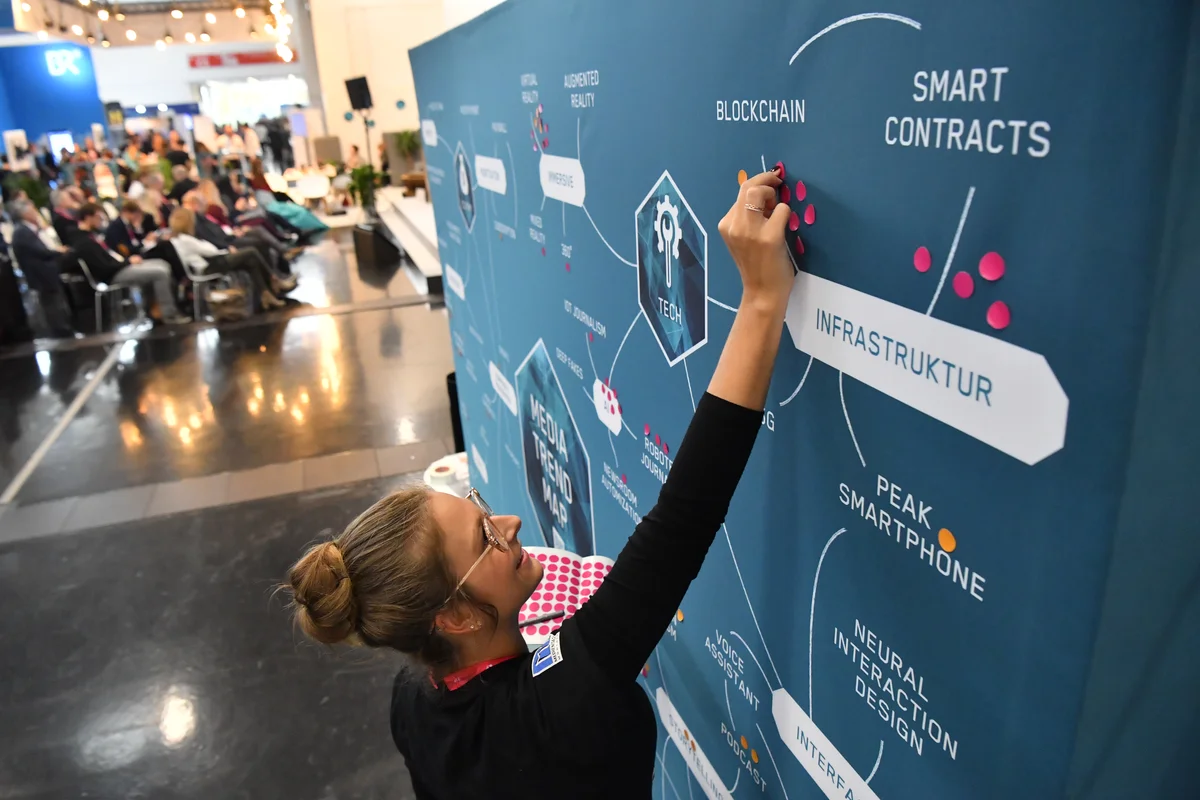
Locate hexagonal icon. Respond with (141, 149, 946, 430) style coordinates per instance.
(514, 339, 595, 556)
(454, 142, 476, 233)
(636, 170, 708, 366)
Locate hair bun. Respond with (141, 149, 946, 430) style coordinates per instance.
(288, 541, 360, 645)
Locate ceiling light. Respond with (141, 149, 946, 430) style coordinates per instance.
(135, 104, 146, 113)
(97, 8, 108, 19)
(101, 35, 111, 46)
(170, 8, 182, 19)
(158, 103, 168, 112)
(184, 31, 195, 42)
(36, 29, 47, 39)
(163, 31, 173, 42)
(248, 24, 257, 38)
(125, 28, 135, 40)
(20, 1, 30, 11)
(204, 12, 215, 23)
(199, 29, 210, 41)
(155, 38, 165, 49)
(71, 23, 83, 34)
(263, 22, 273, 34)
(87, 34, 95, 43)
(79, 0, 90, 6)
(115, 12, 125, 21)
(234, 6, 245, 18)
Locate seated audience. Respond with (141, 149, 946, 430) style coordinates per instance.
(50, 189, 81, 244)
(10, 199, 74, 336)
(68, 202, 188, 325)
(167, 163, 198, 204)
(168, 208, 288, 310)
(105, 200, 156, 257)
(182, 189, 297, 278)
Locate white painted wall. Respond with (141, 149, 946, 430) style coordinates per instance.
(443, 0, 506, 30)
(91, 42, 300, 107)
(308, 0, 445, 164)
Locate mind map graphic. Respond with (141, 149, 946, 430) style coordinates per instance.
(409, 1, 1190, 796)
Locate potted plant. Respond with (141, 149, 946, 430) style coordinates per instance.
(394, 130, 422, 171)
(348, 164, 382, 217)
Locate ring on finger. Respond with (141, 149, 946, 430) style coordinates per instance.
(743, 203, 764, 213)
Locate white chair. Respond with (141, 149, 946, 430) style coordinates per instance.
(76, 257, 132, 333)
(165, 240, 234, 320)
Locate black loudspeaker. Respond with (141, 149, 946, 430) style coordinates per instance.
(345, 76, 373, 110)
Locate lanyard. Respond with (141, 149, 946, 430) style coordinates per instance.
(436, 655, 520, 692)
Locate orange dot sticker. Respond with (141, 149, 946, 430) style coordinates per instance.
(676, 609, 684, 622)
(751, 749, 760, 764)
(938, 528, 957, 553)
(684, 729, 691, 741)
(691, 740, 697, 752)
(740, 735, 748, 749)
(737, 169, 748, 185)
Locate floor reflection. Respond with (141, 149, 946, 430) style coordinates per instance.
(15, 305, 454, 503)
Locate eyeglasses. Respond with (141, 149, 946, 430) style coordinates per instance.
(443, 488, 508, 604)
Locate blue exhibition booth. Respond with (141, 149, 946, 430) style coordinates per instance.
(0, 41, 105, 144)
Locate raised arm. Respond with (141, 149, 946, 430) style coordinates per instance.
(564, 169, 795, 682)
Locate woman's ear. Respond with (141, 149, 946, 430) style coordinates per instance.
(434, 602, 481, 635)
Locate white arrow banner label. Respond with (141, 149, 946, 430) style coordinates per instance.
(655, 688, 734, 800)
(772, 688, 881, 800)
(786, 273, 1068, 465)
(539, 154, 586, 207)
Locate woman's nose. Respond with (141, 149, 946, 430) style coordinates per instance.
(494, 515, 522, 543)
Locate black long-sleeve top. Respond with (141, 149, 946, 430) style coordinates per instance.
(390, 392, 761, 799)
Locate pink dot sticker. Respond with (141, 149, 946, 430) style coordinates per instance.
(556, 593, 566, 602)
(565, 263, 571, 272)
(987, 301, 1011, 329)
(914, 246, 932, 273)
(542, 138, 549, 149)
(529, 602, 540, 612)
(979, 252, 1005, 281)
(780, 184, 791, 204)
(953, 271, 975, 299)
(775, 161, 786, 179)
(540, 247, 545, 256)
(663, 442, 669, 454)
(621, 474, 627, 484)
(795, 237, 805, 255)
(794, 180, 806, 202)
(571, 568, 580, 577)
(548, 555, 559, 563)
(654, 434, 661, 446)
(643, 423, 650, 436)
(804, 205, 816, 225)
(554, 603, 565, 612)
(538, 625, 550, 636)
(788, 211, 799, 232)
(588, 332, 593, 342)
(532, 592, 541, 601)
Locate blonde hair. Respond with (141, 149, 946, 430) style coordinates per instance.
(197, 179, 226, 212)
(169, 207, 196, 236)
(285, 487, 466, 674)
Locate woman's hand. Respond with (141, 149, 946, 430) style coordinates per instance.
(706, 168, 795, 410)
(717, 168, 794, 311)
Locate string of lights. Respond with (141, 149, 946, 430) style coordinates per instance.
(22, 0, 288, 54)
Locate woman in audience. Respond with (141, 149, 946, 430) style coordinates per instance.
(283, 168, 795, 798)
(168, 208, 287, 310)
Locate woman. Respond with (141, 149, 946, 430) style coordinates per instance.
(167, 207, 288, 310)
(284, 168, 794, 798)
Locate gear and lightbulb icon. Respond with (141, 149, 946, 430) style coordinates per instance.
(654, 194, 681, 288)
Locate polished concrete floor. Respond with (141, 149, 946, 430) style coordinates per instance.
(0, 233, 446, 798)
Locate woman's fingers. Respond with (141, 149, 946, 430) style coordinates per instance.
(743, 185, 777, 218)
(767, 200, 791, 236)
(740, 168, 783, 192)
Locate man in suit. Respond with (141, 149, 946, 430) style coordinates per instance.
(10, 199, 74, 336)
(104, 200, 156, 258)
(50, 188, 81, 245)
(181, 190, 295, 287)
(69, 202, 189, 325)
